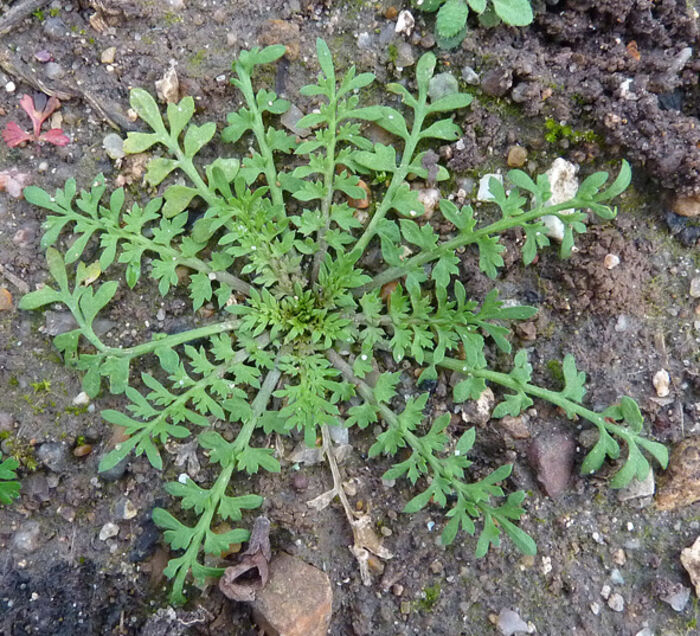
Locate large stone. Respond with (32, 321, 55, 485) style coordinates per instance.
(656, 437, 700, 511)
(251, 553, 332, 636)
(528, 432, 575, 498)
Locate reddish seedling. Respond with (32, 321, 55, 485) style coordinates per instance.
(2, 94, 70, 147)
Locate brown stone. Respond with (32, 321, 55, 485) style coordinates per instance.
(251, 553, 332, 636)
(681, 536, 700, 597)
(0, 287, 12, 311)
(656, 436, 700, 511)
(673, 195, 700, 218)
(528, 432, 575, 498)
(498, 415, 530, 439)
(507, 145, 528, 168)
(258, 20, 301, 61)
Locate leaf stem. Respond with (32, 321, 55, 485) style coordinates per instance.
(356, 199, 587, 295)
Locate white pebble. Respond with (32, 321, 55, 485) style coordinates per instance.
(653, 369, 671, 398)
(99, 522, 119, 541)
(72, 391, 90, 406)
(5, 81, 16, 93)
(604, 253, 620, 269)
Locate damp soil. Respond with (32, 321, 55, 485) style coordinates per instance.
(1, 1, 699, 634)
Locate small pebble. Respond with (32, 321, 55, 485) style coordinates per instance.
(391, 583, 404, 596)
(604, 253, 620, 269)
(12, 521, 42, 553)
(690, 277, 700, 298)
(384, 6, 398, 19)
(101, 47, 116, 65)
(461, 66, 480, 85)
(37, 442, 69, 472)
(653, 369, 671, 398)
(394, 9, 414, 35)
(0, 288, 12, 311)
(292, 472, 308, 492)
(507, 145, 528, 168)
(72, 391, 90, 406)
(73, 444, 92, 457)
(103, 133, 125, 160)
(607, 592, 624, 612)
(99, 522, 119, 541)
(5, 81, 16, 93)
(44, 62, 65, 80)
(115, 498, 138, 520)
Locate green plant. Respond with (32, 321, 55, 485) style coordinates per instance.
(544, 118, 598, 145)
(19, 39, 666, 603)
(413, 0, 534, 49)
(0, 454, 21, 505)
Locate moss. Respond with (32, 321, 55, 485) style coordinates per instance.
(546, 359, 564, 385)
(415, 582, 441, 612)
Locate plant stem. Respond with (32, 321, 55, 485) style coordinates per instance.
(311, 91, 338, 283)
(429, 354, 634, 441)
(170, 364, 281, 602)
(352, 101, 428, 258)
(355, 199, 587, 296)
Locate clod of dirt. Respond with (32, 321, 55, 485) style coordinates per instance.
(528, 432, 575, 498)
(656, 436, 700, 511)
(681, 537, 700, 598)
(251, 552, 332, 636)
(258, 20, 301, 61)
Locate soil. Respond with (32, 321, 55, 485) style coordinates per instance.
(1, 0, 699, 634)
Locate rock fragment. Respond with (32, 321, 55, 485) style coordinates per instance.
(12, 521, 42, 553)
(155, 67, 179, 104)
(673, 194, 700, 218)
(652, 369, 671, 397)
(528, 432, 575, 498)
(617, 469, 655, 501)
(542, 158, 579, 241)
(506, 145, 527, 168)
(497, 608, 532, 635)
(251, 553, 332, 636)
(656, 436, 700, 511)
(681, 536, 700, 597)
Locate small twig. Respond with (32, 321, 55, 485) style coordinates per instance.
(0, 49, 135, 131)
(0, 0, 51, 38)
(0, 263, 29, 294)
(320, 424, 358, 525)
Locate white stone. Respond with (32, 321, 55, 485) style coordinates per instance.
(395, 10, 415, 36)
(99, 522, 119, 541)
(541, 158, 579, 241)
(653, 369, 671, 398)
(604, 253, 620, 269)
(477, 173, 503, 202)
(72, 391, 90, 406)
(617, 468, 655, 501)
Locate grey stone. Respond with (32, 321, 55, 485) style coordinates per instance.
(617, 469, 655, 501)
(497, 608, 530, 635)
(428, 73, 458, 101)
(659, 582, 690, 611)
(394, 42, 415, 68)
(36, 442, 69, 472)
(461, 66, 480, 85)
(0, 411, 13, 432)
(12, 521, 42, 553)
(42, 17, 65, 39)
(102, 133, 125, 160)
(44, 62, 65, 80)
(280, 104, 310, 137)
(99, 455, 128, 482)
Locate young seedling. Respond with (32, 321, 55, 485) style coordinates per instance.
(19, 39, 666, 603)
(414, 0, 534, 48)
(2, 94, 70, 147)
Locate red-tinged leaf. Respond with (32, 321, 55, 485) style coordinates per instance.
(19, 94, 62, 138)
(39, 128, 70, 146)
(0, 169, 32, 198)
(1, 121, 32, 147)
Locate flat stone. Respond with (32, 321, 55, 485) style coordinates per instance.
(428, 72, 458, 101)
(280, 104, 310, 137)
(101, 47, 116, 64)
(656, 436, 700, 511)
(690, 277, 700, 298)
(12, 520, 42, 553)
(497, 608, 531, 635)
(681, 536, 700, 597)
(617, 468, 655, 502)
(251, 553, 332, 636)
(528, 432, 575, 498)
(36, 441, 69, 472)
